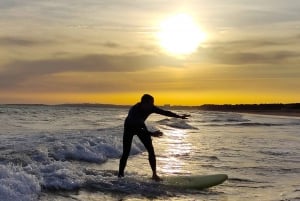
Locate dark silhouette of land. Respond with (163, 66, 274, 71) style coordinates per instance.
(199, 103, 300, 117)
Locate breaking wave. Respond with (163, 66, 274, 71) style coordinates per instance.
(0, 127, 146, 200)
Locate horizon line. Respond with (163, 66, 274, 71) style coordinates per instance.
(1, 102, 300, 107)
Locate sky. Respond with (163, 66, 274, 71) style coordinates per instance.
(1, 0, 300, 105)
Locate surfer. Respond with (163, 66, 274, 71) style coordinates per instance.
(118, 94, 190, 181)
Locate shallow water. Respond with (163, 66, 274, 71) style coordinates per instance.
(0, 105, 299, 201)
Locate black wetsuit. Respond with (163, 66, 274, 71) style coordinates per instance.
(118, 103, 180, 177)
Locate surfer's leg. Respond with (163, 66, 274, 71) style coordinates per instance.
(118, 130, 133, 177)
(137, 133, 161, 181)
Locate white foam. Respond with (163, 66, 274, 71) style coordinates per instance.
(52, 141, 108, 163)
(0, 165, 40, 201)
(39, 161, 84, 190)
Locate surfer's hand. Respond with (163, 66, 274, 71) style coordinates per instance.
(180, 114, 191, 119)
(151, 130, 163, 137)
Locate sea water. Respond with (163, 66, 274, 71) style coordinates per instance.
(0, 105, 299, 201)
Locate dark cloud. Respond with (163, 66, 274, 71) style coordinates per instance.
(210, 34, 300, 50)
(0, 53, 183, 89)
(218, 51, 299, 65)
(102, 41, 121, 48)
(196, 35, 300, 65)
(0, 0, 23, 9)
(0, 36, 52, 47)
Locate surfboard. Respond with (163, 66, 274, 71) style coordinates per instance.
(163, 174, 228, 190)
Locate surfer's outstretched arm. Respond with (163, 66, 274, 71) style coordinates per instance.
(153, 107, 191, 119)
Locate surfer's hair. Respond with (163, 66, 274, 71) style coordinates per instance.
(141, 94, 154, 103)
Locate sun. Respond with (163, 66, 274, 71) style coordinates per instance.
(157, 14, 205, 55)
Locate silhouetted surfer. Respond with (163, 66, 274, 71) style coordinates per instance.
(118, 94, 190, 181)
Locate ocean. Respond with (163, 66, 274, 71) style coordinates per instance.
(0, 105, 299, 201)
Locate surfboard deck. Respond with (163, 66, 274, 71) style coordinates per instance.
(163, 174, 228, 190)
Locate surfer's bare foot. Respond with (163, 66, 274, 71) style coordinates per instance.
(118, 172, 124, 178)
(152, 174, 163, 182)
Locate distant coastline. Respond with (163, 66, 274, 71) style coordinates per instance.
(199, 103, 300, 117)
(2, 103, 300, 117)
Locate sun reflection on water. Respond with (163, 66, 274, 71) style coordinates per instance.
(157, 128, 193, 175)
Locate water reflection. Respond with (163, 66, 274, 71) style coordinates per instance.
(157, 128, 192, 175)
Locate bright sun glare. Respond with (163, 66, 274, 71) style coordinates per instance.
(157, 13, 205, 55)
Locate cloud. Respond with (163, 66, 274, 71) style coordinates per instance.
(0, 36, 51, 47)
(196, 35, 300, 65)
(220, 34, 300, 48)
(212, 50, 300, 65)
(101, 41, 121, 48)
(229, 9, 300, 27)
(0, 0, 24, 9)
(0, 53, 183, 89)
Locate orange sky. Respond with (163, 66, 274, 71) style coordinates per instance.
(0, 0, 299, 105)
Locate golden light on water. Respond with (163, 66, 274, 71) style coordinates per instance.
(157, 13, 206, 55)
(159, 129, 192, 175)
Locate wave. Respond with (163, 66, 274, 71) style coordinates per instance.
(238, 122, 286, 126)
(228, 177, 256, 183)
(203, 122, 286, 127)
(259, 150, 292, 156)
(0, 165, 40, 201)
(156, 118, 197, 129)
(199, 112, 300, 127)
(210, 118, 249, 123)
(0, 127, 146, 200)
(201, 112, 250, 123)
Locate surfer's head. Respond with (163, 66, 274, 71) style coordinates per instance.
(141, 94, 154, 107)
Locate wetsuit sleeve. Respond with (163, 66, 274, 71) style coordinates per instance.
(141, 123, 148, 131)
(153, 106, 181, 118)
